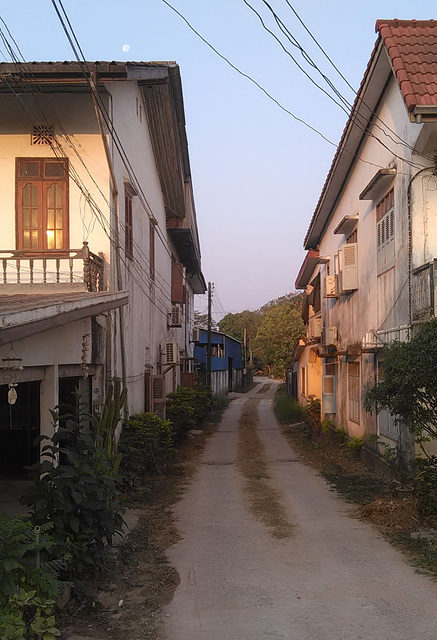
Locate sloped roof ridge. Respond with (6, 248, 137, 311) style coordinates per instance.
(303, 33, 382, 248)
(303, 18, 437, 249)
(376, 19, 437, 112)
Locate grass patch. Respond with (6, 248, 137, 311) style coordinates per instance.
(389, 530, 437, 576)
(207, 396, 232, 422)
(321, 472, 386, 505)
(274, 396, 305, 424)
(237, 399, 293, 539)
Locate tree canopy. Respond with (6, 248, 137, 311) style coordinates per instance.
(254, 302, 304, 378)
(216, 292, 304, 378)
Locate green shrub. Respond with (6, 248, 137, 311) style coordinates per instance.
(119, 412, 175, 479)
(414, 456, 437, 517)
(335, 426, 347, 444)
(274, 396, 305, 424)
(321, 417, 335, 433)
(304, 397, 321, 430)
(166, 385, 213, 437)
(346, 436, 364, 452)
(21, 392, 125, 573)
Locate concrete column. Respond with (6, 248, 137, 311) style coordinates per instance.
(40, 364, 59, 453)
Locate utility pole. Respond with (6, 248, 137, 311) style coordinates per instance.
(207, 282, 212, 388)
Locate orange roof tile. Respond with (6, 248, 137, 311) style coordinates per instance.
(376, 19, 437, 112)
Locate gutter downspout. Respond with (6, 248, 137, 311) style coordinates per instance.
(91, 80, 128, 414)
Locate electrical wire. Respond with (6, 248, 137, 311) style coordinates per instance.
(0, 53, 172, 318)
(51, 0, 180, 265)
(0, 17, 184, 312)
(242, 0, 430, 171)
(281, 0, 430, 159)
(161, 0, 430, 174)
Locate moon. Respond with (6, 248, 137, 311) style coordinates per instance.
(122, 44, 131, 53)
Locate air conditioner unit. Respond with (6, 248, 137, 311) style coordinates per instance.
(164, 342, 179, 365)
(323, 326, 337, 346)
(192, 327, 200, 343)
(308, 315, 322, 339)
(325, 274, 337, 298)
(169, 304, 182, 327)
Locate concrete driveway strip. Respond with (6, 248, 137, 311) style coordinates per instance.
(163, 379, 437, 640)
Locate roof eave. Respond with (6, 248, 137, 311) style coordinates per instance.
(304, 38, 392, 250)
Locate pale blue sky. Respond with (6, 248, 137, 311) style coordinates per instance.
(1, 1, 436, 320)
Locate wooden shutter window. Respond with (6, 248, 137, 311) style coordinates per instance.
(171, 261, 185, 303)
(151, 374, 165, 419)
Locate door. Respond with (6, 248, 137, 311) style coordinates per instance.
(0, 381, 40, 477)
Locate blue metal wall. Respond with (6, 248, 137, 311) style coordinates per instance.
(194, 329, 243, 372)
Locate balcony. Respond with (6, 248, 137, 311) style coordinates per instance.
(411, 260, 437, 323)
(0, 242, 106, 293)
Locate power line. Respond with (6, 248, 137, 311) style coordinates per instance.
(242, 0, 430, 171)
(161, 0, 430, 174)
(0, 16, 188, 309)
(51, 0, 180, 266)
(0, 33, 172, 319)
(277, 0, 433, 162)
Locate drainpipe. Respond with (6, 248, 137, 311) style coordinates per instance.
(90, 78, 128, 413)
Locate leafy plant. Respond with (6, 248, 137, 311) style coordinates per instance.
(119, 412, 175, 479)
(414, 455, 437, 517)
(0, 517, 63, 640)
(0, 517, 62, 606)
(304, 397, 321, 430)
(21, 388, 126, 573)
(166, 385, 213, 438)
(335, 426, 347, 444)
(346, 436, 364, 452)
(364, 319, 437, 444)
(321, 417, 334, 433)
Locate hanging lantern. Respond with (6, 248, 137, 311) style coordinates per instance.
(3, 345, 24, 407)
(7, 384, 17, 405)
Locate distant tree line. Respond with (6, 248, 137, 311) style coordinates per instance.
(194, 292, 304, 379)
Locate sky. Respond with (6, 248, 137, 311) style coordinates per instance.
(1, 0, 436, 322)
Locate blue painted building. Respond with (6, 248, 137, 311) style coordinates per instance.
(193, 329, 243, 395)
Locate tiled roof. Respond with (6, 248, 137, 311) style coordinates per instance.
(303, 19, 437, 249)
(376, 19, 437, 112)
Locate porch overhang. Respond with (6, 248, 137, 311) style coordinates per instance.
(0, 290, 128, 346)
(295, 250, 320, 289)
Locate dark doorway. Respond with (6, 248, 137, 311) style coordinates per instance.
(59, 376, 91, 418)
(0, 381, 40, 477)
(228, 358, 234, 392)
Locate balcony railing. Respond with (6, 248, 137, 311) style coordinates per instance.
(411, 260, 437, 323)
(0, 242, 106, 292)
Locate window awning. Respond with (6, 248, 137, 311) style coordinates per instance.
(334, 215, 359, 236)
(359, 169, 396, 201)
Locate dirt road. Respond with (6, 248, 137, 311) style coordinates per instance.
(163, 378, 437, 640)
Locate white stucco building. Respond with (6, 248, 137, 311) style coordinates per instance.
(294, 20, 437, 462)
(0, 61, 206, 475)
